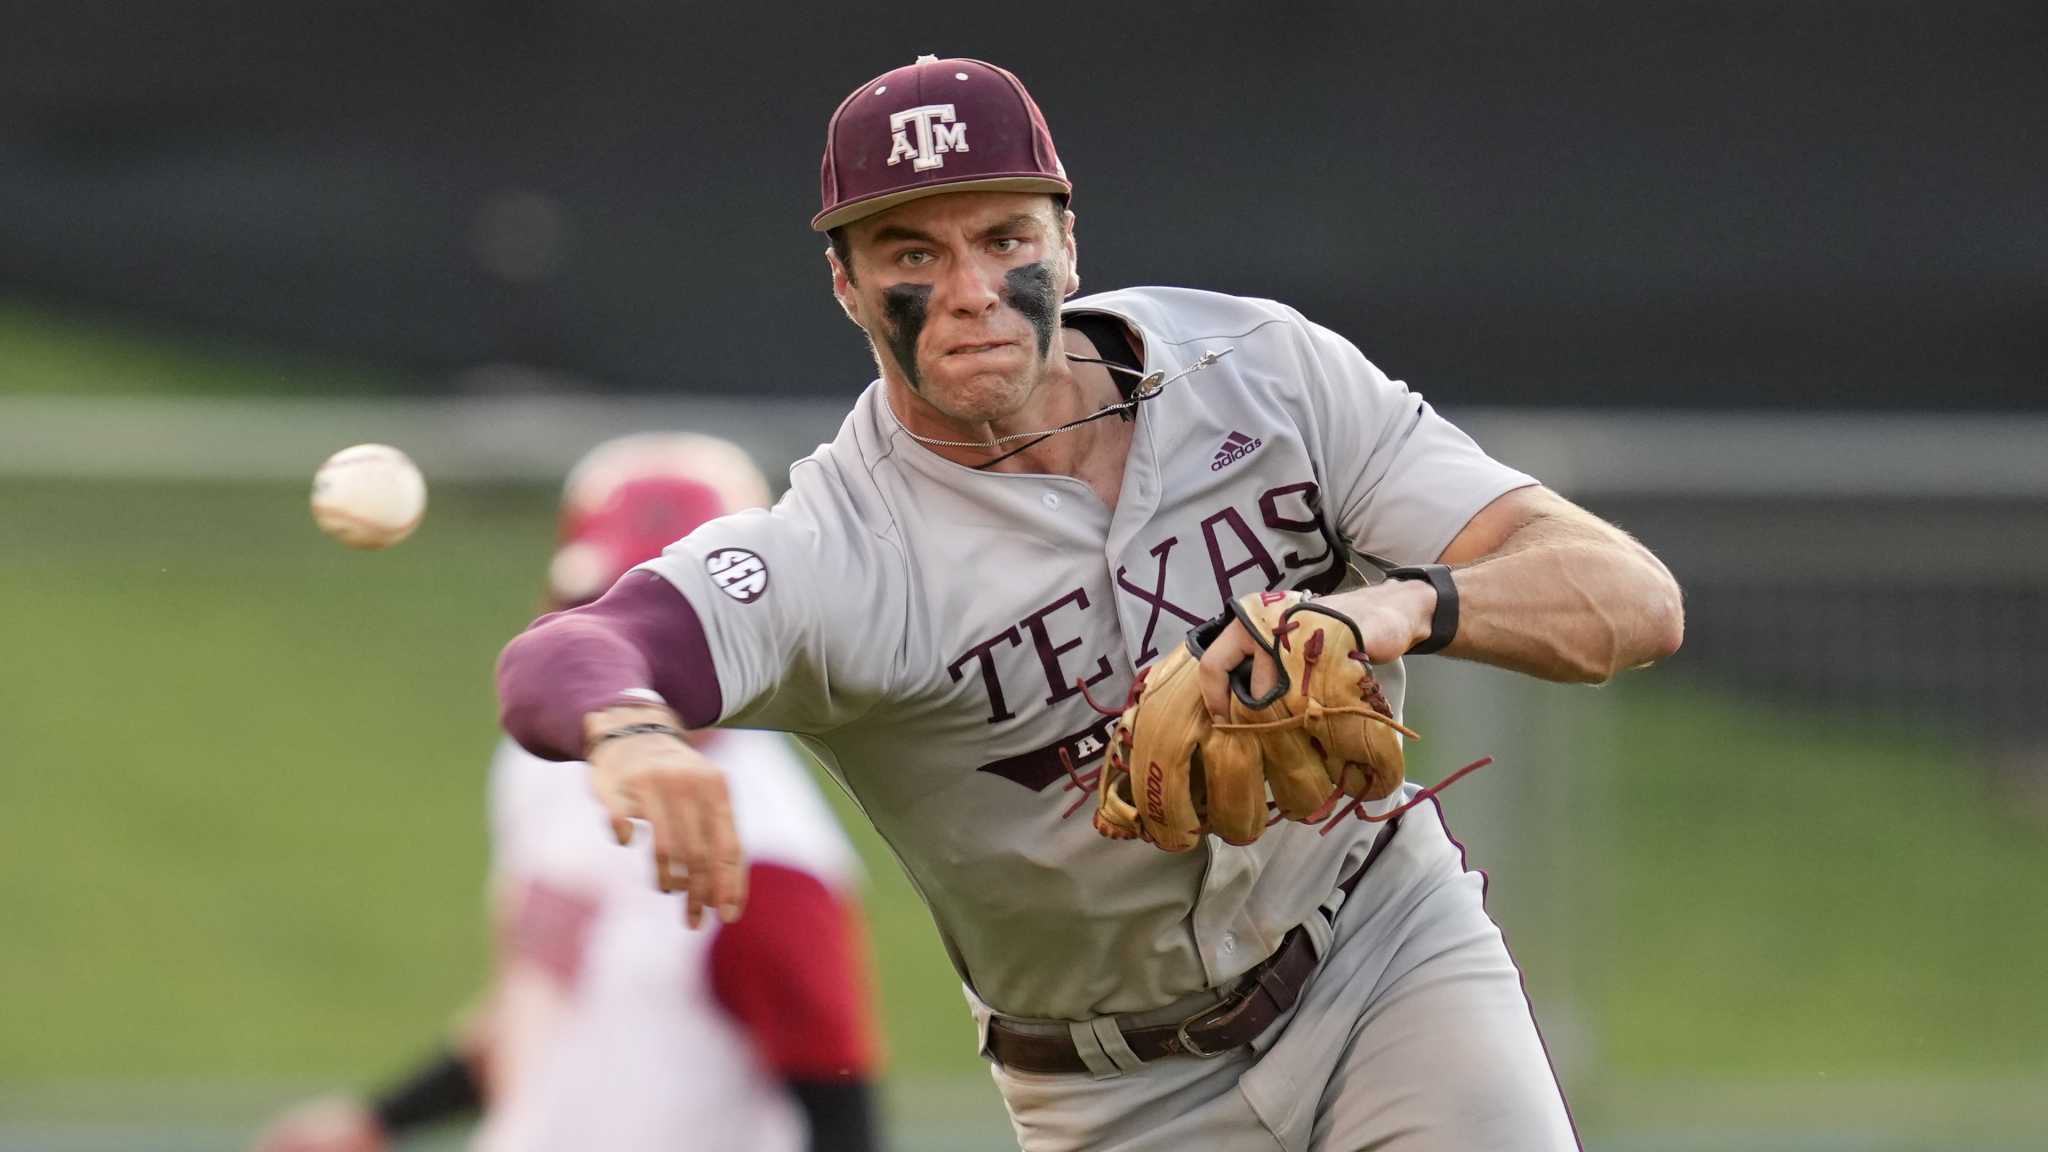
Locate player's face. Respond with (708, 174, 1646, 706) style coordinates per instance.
(831, 192, 1080, 425)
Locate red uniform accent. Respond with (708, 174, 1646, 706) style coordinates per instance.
(708, 863, 880, 1080)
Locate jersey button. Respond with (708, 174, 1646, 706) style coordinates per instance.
(1042, 491, 1061, 510)
(1220, 933, 1237, 956)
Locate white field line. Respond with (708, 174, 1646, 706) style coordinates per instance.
(0, 395, 848, 486)
(3, 395, 2046, 498)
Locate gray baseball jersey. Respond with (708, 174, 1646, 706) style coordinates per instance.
(640, 285, 1534, 1022)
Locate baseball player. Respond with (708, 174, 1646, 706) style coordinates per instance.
(255, 435, 880, 1152)
(497, 57, 1684, 1152)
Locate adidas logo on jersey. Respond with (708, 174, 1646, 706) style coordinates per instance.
(1210, 430, 1263, 471)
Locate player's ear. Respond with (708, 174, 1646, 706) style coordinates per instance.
(826, 247, 863, 326)
(1060, 208, 1080, 298)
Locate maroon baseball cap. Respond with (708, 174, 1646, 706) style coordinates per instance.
(813, 55, 1070, 232)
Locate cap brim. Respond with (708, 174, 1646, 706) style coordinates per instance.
(812, 175, 1071, 232)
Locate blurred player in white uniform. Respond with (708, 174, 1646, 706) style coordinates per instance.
(254, 434, 881, 1152)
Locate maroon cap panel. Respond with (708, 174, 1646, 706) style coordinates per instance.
(814, 56, 1069, 231)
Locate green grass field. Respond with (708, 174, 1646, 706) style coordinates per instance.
(0, 299, 407, 397)
(5, 477, 2047, 1145)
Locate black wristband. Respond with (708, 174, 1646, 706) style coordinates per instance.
(591, 721, 683, 748)
(369, 1048, 484, 1135)
(1385, 564, 1458, 655)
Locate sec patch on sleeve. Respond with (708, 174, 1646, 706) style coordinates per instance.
(706, 547, 769, 603)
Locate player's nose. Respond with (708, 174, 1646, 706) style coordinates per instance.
(937, 254, 1003, 318)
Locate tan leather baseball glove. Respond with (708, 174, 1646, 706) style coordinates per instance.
(1093, 590, 1414, 851)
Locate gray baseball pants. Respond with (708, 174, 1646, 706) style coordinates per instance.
(985, 793, 1579, 1151)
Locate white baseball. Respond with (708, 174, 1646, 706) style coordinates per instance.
(311, 443, 428, 550)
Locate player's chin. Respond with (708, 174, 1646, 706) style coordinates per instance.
(921, 357, 1035, 412)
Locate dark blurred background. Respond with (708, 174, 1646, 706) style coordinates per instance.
(3, 1, 2042, 405)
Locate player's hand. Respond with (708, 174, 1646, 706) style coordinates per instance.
(1197, 583, 1434, 719)
(1196, 616, 1281, 720)
(248, 1096, 386, 1152)
(583, 705, 746, 928)
(1321, 579, 1437, 664)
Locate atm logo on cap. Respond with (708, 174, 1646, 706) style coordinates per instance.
(887, 104, 969, 172)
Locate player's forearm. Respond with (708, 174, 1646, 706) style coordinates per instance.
(496, 570, 724, 759)
(497, 615, 654, 759)
(1442, 512, 1683, 683)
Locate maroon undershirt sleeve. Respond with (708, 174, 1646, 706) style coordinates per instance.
(495, 569, 725, 760)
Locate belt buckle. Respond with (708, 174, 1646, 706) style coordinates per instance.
(1173, 1014, 1228, 1059)
(1174, 987, 1253, 1060)
(1172, 942, 1294, 1060)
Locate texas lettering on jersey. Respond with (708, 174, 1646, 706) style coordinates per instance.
(948, 478, 1347, 792)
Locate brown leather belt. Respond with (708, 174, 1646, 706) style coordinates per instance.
(986, 820, 1400, 1075)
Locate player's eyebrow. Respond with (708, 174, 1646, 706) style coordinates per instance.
(865, 214, 1045, 248)
(867, 223, 939, 247)
(975, 214, 1044, 239)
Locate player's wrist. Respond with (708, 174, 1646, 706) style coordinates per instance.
(1397, 577, 1438, 649)
(1383, 563, 1458, 655)
(582, 697, 687, 757)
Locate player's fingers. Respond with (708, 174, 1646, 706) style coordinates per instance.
(589, 753, 644, 845)
(1198, 623, 1253, 719)
(678, 784, 727, 931)
(696, 778, 747, 923)
(657, 779, 712, 928)
(1247, 647, 1280, 701)
(723, 855, 749, 924)
(639, 786, 682, 894)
